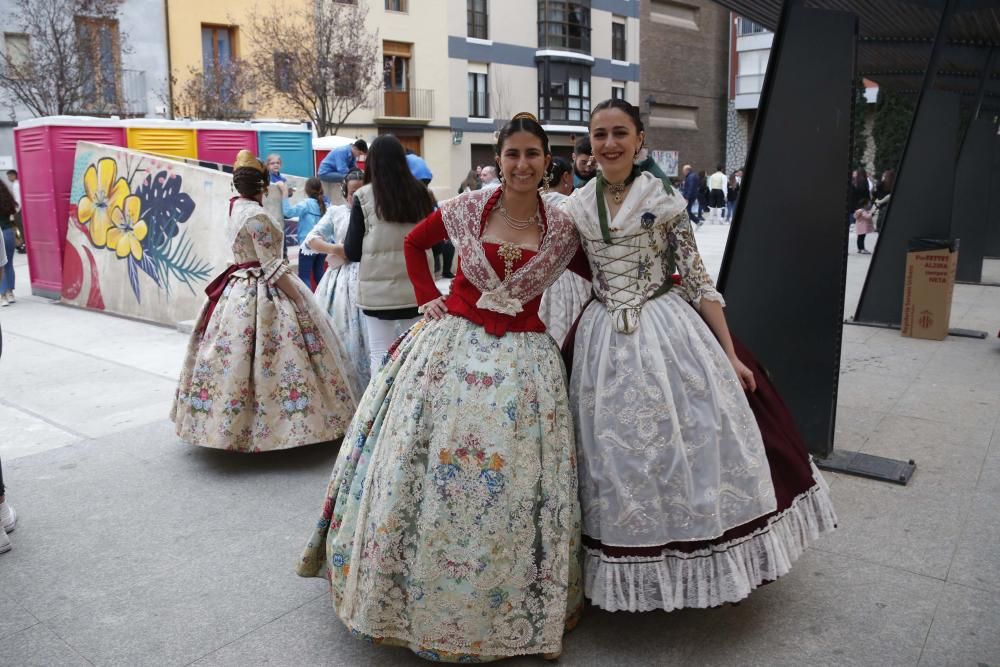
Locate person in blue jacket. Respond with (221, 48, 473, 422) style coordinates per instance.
(681, 164, 703, 225)
(404, 149, 433, 185)
(318, 139, 368, 183)
(279, 177, 330, 290)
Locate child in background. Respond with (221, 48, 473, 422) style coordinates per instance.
(854, 197, 875, 254)
(280, 177, 329, 289)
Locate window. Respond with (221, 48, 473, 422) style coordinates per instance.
(76, 17, 121, 110)
(383, 41, 412, 116)
(468, 0, 488, 40)
(273, 52, 293, 93)
(201, 24, 237, 98)
(612, 83, 625, 100)
(538, 1, 591, 53)
(386, 0, 407, 11)
(468, 71, 488, 118)
(538, 61, 590, 123)
(611, 21, 626, 61)
(3, 33, 30, 76)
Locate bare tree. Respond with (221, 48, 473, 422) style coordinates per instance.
(244, 0, 381, 136)
(490, 70, 516, 131)
(172, 60, 256, 121)
(0, 0, 128, 118)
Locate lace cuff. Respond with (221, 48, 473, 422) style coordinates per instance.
(476, 290, 523, 316)
(691, 287, 726, 309)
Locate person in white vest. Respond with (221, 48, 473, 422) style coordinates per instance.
(342, 135, 436, 375)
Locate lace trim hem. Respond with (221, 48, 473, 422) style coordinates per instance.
(583, 463, 837, 612)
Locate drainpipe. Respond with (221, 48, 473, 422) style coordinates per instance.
(163, 0, 174, 118)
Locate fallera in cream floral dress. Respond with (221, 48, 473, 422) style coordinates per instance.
(171, 198, 357, 452)
(297, 187, 583, 662)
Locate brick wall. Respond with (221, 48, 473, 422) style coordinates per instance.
(640, 0, 731, 176)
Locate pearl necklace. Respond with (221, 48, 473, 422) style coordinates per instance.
(498, 196, 541, 231)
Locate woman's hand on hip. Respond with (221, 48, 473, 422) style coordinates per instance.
(421, 296, 448, 321)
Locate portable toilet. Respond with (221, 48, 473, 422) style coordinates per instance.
(124, 118, 198, 160)
(255, 123, 313, 178)
(194, 120, 258, 167)
(13, 116, 127, 298)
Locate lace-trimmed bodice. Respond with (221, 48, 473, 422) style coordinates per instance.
(566, 172, 724, 334)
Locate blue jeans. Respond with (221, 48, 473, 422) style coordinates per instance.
(725, 201, 736, 220)
(297, 252, 327, 291)
(0, 227, 15, 293)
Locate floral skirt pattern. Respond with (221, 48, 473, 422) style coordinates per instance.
(314, 261, 370, 399)
(171, 268, 356, 452)
(297, 315, 582, 661)
(538, 270, 592, 347)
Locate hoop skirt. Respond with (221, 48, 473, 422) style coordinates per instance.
(566, 173, 836, 612)
(308, 206, 371, 399)
(171, 199, 356, 452)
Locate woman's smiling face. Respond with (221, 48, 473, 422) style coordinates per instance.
(497, 131, 550, 194)
(590, 107, 645, 179)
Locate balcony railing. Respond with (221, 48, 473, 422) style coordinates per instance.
(377, 88, 434, 120)
(75, 68, 148, 117)
(736, 17, 768, 36)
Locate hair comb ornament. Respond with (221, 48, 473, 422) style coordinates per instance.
(233, 150, 266, 174)
(511, 112, 540, 123)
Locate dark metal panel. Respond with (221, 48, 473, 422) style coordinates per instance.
(952, 118, 998, 281)
(986, 132, 1000, 257)
(854, 89, 962, 324)
(718, 4, 857, 457)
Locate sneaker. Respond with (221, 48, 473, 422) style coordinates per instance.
(5, 291, 14, 304)
(0, 502, 16, 533)
(0, 528, 9, 554)
(0, 294, 8, 307)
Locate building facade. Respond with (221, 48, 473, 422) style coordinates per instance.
(0, 0, 170, 169)
(446, 0, 641, 191)
(639, 0, 730, 179)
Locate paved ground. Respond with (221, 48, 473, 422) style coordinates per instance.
(1, 228, 999, 666)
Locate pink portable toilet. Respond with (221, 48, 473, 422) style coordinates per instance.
(194, 120, 258, 167)
(14, 116, 126, 298)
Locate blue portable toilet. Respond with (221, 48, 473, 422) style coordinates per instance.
(254, 122, 314, 178)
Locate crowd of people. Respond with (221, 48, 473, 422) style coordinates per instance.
(162, 99, 836, 661)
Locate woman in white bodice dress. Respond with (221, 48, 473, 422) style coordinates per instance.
(564, 100, 836, 613)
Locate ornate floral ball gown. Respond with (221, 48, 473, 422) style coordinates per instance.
(297, 187, 585, 661)
(171, 197, 356, 452)
(305, 204, 371, 400)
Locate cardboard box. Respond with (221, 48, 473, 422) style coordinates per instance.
(901, 239, 959, 341)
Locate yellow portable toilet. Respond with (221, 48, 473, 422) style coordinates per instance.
(124, 119, 198, 160)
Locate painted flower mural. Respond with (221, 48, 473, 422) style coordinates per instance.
(73, 156, 212, 304)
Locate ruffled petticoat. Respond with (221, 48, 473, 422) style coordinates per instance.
(313, 261, 370, 399)
(570, 291, 836, 612)
(538, 271, 592, 346)
(298, 315, 582, 661)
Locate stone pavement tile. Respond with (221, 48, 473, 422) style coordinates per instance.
(975, 429, 1000, 496)
(832, 407, 887, 453)
(5, 366, 176, 440)
(892, 379, 1000, 432)
(44, 522, 329, 667)
(0, 402, 82, 461)
(0, 589, 39, 642)
(818, 415, 990, 579)
(686, 549, 941, 667)
(839, 333, 937, 380)
(0, 435, 192, 621)
(918, 583, 1000, 666)
(0, 624, 92, 667)
(1, 299, 188, 380)
(917, 337, 1000, 392)
(946, 490, 1000, 595)
(193, 594, 706, 667)
(836, 371, 910, 413)
(841, 323, 880, 345)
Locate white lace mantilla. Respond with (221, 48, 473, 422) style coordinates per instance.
(437, 188, 580, 315)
